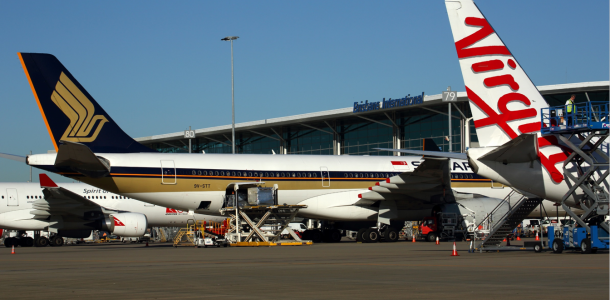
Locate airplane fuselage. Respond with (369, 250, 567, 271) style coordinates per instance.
(0, 182, 224, 231)
(26, 152, 569, 221)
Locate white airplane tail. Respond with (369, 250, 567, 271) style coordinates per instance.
(445, 0, 569, 184)
(445, 0, 549, 148)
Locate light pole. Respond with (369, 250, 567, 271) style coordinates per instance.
(222, 36, 239, 154)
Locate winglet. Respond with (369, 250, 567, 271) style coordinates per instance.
(39, 174, 58, 188)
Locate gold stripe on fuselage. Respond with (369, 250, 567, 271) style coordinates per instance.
(65, 174, 497, 193)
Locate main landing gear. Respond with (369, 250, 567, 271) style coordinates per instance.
(3, 233, 63, 248)
(356, 226, 399, 243)
(301, 228, 342, 243)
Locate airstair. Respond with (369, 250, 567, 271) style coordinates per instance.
(473, 190, 543, 252)
(541, 101, 609, 237)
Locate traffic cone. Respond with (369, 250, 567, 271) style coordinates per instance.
(535, 232, 539, 241)
(11, 245, 15, 254)
(503, 238, 506, 242)
(435, 236, 439, 245)
(516, 235, 521, 241)
(412, 235, 416, 243)
(450, 241, 459, 256)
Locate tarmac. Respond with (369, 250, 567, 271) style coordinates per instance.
(0, 238, 608, 299)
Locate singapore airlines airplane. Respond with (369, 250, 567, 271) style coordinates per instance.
(386, 1, 608, 220)
(12, 51, 515, 242)
(1, 174, 224, 247)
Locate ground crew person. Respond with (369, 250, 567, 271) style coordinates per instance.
(565, 94, 575, 126)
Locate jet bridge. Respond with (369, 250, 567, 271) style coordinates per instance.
(220, 182, 311, 246)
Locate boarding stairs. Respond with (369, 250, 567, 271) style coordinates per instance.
(541, 102, 609, 236)
(474, 190, 543, 251)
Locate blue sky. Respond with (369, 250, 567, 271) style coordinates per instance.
(0, 1, 608, 182)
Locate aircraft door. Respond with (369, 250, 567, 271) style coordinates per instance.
(6, 189, 18, 206)
(320, 167, 330, 187)
(161, 160, 176, 184)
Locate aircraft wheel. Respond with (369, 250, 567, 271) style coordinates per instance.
(384, 227, 399, 243)
(310, 230, 323, 243)
(580, 238, 592, 254)
(4, 237, 15, 247)
(322, 230, 332, 243)
(364, 228, 379, 243)
(51, 236, 64, 247)
(38, 237, 49, 247)
(552, 239, 563, 254)
(24, 237, 34, 247)
(356, 228, 367, 243)
(329, 229, 341, 243)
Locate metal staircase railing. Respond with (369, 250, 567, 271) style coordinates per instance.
(471, 189, 519, 238)
(476, 197, 543, 250)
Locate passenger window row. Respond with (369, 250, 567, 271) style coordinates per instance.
(187, 170, 399, 179)
(85, 195, 129, 200)
(451, 174, 475, 179)
(26, 195, 43, 199)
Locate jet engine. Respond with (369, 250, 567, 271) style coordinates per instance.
(98, 213, 148, 237)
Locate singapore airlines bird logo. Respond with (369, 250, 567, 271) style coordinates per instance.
(51, 72, 108, 142)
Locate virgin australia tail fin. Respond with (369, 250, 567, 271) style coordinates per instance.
(445, 1, 549, 148)
(18, 53, 155, 153)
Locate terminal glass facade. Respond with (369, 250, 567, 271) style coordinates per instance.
(143, 88, 608, 156)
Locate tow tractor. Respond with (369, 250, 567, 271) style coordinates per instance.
(549, 223, 609, 254)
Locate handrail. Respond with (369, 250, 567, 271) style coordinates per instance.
(541, 101, 609, 134)
(472, 190, 516, 233)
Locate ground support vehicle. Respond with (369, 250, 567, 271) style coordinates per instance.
(173, 220, 229, 247)
(418, 213, 463, 242)
(549, 225, 609, 254)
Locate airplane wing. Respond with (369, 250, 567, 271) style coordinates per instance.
(30, 174, 111, 220)
(374, 148, 468, 160)
(356, 157, 454, 221)
(0, 152, 26, 163)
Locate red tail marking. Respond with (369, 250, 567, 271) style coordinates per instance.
(467, 88, 568, 183)
(166, 208, 177, 213)
(483, 74, 519, 91)
(467, 87, 538, 138)
(472, 60, 504, 73)
(455, 17, 511, 59)
(113, 216, 125, 226)
(507, 59, 517, 69)
(39, 174, 58, 188)
(391, 161, 408, 165)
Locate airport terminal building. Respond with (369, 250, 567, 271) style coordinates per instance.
(135, 82, 609, 155)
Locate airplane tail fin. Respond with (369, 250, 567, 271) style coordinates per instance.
(423, 138, 441, 152)
(445, 1, 549, 147)
(18, 53, 155, 153)
(39, 174, 58, 188)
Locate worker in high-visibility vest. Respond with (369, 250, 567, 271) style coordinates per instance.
(565, 94, 575, 126)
